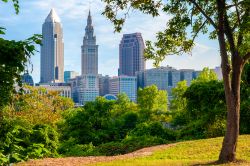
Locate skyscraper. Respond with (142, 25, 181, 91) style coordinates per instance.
(119, 33, 145, 76)
(70, 10, 99, 105)
(81, 11, 98, 75)
(40, 8, 64, 83)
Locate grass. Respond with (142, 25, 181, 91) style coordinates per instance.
(92, 135, 250, 166)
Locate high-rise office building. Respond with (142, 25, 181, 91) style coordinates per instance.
(70, 11, 99, 105)
(109, 76, 137, 102)
(40, 8, 64, 83)
(81, 11, 98, 75)
(119, 33, 145, 76)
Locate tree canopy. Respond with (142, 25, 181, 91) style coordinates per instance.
(102, 0, 250, 162)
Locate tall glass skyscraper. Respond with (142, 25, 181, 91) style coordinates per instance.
(119, 33, 145, 76)
(81, 11, 98, 75)
(40, 8, 64, 83)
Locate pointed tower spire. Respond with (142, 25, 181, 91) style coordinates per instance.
(45, 8, 61, 22)
(87, 10, 92, 26)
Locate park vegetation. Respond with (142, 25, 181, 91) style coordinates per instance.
(0, 0, 249, 165)
(0, 67, 249, 165)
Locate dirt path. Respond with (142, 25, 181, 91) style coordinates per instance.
(16, 144, 176, 166)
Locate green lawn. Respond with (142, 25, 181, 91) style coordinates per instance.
(93, 135, 250, 166)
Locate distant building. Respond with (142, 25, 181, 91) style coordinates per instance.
(19, 83, 71, 98)
(99, 75, 110, 96)
(136, 66, 199, 98)
(64, 71, 79, 83)
(81, 10, 98, 75)
(21, 72, 34, 86)
(69, 10, 99, 105)
(119, 33, 145, 76)
(104, 94, 117, 101)
(40, 8, 64, 83)
(38, 83, 71, 98)
(109, 76, 137, 102)
(213, 66, 223, 80)
(70, 75, 99, 105)
(180, 69, 197, 86)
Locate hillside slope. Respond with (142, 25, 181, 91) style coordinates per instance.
(17, 135, 250, 166)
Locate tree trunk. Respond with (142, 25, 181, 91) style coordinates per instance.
(219, 53, 244, 162)
(216, 0, 244, 162)
(219, 75, 241, 162)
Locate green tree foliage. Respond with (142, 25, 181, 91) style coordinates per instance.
(183, 80, 226, 138)
(6, 85, 74, 126)
(102, 0, 250, 162)
(58, 90, 174, 157)
(0, 87, 73, 164)
(170, 80, 188, 126)
(0, 36, 41, 108)
(137, 85, 168, 121)
(192, 67, 218, 83)
(0, 116, 59, 164)
(240, 62, 250, 134)
(0, 0, 42, 108)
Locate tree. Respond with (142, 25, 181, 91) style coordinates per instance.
(171, 80, 188, 112)
(240, 62, 250, 134)
(4, 85, 74, 126)
(137, 85, 168, 121)
(0, 0, 41, 108)
(102, 0, 250, 162)
(192, 67, 218, 83)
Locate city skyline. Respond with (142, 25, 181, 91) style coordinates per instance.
(0, 0, 221, 83)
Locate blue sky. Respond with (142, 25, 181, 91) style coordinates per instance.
(0, 0, 221, 83)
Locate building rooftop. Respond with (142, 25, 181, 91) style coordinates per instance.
(45, 8, 61, 23)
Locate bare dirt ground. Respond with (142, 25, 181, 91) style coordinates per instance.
(16, 144, 175, 166)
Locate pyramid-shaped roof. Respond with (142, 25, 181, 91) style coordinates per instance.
(45, 8, 61, 22)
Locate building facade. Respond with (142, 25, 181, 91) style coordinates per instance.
(99, 75, 110, 96)
(70, 11, 99, 105)
(137, 66, 199, 98)
(109, 76, 137, 102)
(19, 83, 71, 98)
(119, 33, 145, 76)
(70, 75, 99, 105)
(64, 71, 79, 83)
(40, 8, 64, 83)
(81, 11, 98, 75)
(38, 83, 71, 98)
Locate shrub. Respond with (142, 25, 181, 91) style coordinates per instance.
(129, 122, 176, 141)
(97, 135, 167, 156)
(58, 138, 98, 156)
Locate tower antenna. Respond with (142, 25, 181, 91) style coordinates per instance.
(88, 0, 93, 11)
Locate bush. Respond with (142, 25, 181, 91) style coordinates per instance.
(129, 122, 176, 141)
(0, 116, 59, 164)
(58, 138, 98, 156)
(97, 135, 167, 156)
